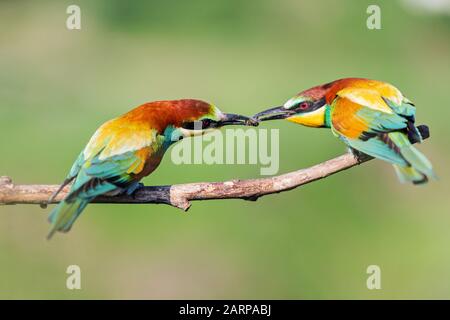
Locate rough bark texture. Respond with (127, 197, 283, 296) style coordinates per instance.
(0, 152, 369, 211)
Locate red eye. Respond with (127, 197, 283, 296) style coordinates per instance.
(299, 102, 309, 110)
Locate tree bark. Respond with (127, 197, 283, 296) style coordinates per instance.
(0, 152, 369, 211)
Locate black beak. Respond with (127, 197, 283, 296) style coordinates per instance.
(253, 106, 295, 121)
(218, 113, 259, 127)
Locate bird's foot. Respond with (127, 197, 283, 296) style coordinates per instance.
(126, 182, 145, 199)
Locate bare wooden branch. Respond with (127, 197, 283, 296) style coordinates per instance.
(0, 152, 369, 211)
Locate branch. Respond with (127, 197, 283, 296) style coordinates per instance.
(0, 152, 369, 210)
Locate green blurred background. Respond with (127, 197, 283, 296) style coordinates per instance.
(1, 0, 449, 299)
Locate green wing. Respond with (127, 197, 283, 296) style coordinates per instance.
(47, 149, 147, 238)
(67, 150, 146, 200)
(331, 95, 434, 184)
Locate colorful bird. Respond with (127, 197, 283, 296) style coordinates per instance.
(47, 99, 257, 239)
(254, 78, 435, 184)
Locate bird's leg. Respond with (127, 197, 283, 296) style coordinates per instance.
(348, 147, 371, 163)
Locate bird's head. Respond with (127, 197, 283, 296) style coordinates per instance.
(175, 99, 258, 138)
(253, 83, 332, 128)
(132, 99, 258, 142)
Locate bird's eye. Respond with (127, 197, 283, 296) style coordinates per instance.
(298, 102, 309, 110)
(201, 119, 211, 128)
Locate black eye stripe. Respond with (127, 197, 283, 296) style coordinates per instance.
(294, 98, 326, 112)
(181, 122, 196, 130)
(181, 119, 217, 130)
(202, 119, 219, 128)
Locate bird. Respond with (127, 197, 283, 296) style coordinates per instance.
(47, 99, 258, 239)
(253, 78, 435, 184)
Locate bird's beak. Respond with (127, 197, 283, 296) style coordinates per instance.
(253, 106, 295, 121)
(218, 113, 259, 127)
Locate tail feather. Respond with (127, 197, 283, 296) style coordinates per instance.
(47, 171, 120, 239)
(47, 198, 90, 240)
(388, 132, 436, 181)
(416, 124, 429, 140)
(393, 164, 428, 185)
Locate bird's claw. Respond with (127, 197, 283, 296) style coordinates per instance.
(127, 182, 145, 199)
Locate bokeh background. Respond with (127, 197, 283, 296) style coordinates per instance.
(1, 0, 449, 299)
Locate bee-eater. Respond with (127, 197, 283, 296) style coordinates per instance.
(254, 78, 435, 184)
(48, 99, 257, 239)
